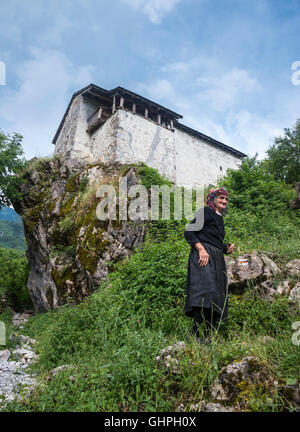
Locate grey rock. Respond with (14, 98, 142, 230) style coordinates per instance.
(254, 280, 277, 301)
(0, 350, 10, 361)
(286, 259, 300, 276)
(176, 401, 241, 412)
(258, 335, 275, 344)
(276, 280, 291, 296)
(12, 313, 32, 327)
(225, 253, 280, 293)
(289, 282, 300, 303)
(156, 342, 186, 374)
(204, 402, 240, 412)
(0, 337, 37, 408)
(211, 356, 274, 404)
(11, 158, 147, 312)
(48, 364, 75, 378)
(12, 348, 37, 363)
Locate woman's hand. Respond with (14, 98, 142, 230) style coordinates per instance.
(226, 242, 235, 254)
(198, 247, 209, 266)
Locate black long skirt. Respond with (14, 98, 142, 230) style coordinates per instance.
(184, 242, 228, 321)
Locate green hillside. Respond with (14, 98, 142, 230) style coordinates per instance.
(0, 219, 26, 250)
(1, 156, 299, 412)
(0, 207, 22, 223)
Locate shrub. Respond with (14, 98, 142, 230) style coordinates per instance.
(0, 247, 32, 311)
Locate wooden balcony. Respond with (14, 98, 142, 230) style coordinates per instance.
(86, 106, 112, 133)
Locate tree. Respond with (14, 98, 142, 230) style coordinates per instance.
(0, 130, 26, 208)
(264, 119, 300, 185)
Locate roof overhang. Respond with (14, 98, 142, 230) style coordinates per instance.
(52, 83, 182, 144)
(52, 83, 247, 159)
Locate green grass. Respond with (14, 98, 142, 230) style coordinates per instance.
(2, 234, 299, 412)
(1, 159, 300, 412)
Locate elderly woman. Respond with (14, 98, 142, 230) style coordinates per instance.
(184, 187, 234, 342)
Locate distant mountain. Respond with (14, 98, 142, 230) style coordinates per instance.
(0, 208, 26, 250)
(0, 207, 22, 223)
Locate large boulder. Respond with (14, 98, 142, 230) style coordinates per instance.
(12, 157, 147, 312)
(225, 253, 281, 293)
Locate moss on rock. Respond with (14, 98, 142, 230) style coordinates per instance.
(13, 156, 149, 310)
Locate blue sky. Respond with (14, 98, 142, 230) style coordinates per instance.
(0, 0, 299, 160)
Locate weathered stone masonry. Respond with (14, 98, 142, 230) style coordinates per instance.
(53, 84, 246, 187)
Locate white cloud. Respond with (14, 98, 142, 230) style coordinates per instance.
(0, 48, 95, 159)
(161, 57, 217, 75)
(135, 64, 282, 159)
(135, 78, 192, 113)
(196, 68, 261, 112)
(121, 0, 182, 24)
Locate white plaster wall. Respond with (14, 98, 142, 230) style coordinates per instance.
(54, 95, 97, 161)
(54, 99, 243, 186)
(174, 128, 242, 187)
(72, 96, 98, 160)
(114, 110, 176, 183)
(54, 96, 82, 157)
(90, 111, 119, 164)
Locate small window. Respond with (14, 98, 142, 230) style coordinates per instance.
(220, 166, 223, 171)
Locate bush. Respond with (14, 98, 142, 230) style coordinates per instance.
(0, 247, 32, 311)
(220, 156, 300, 260)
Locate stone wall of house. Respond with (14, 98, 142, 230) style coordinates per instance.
(112, 110, 176, 183)
(54, 95, 98, 161)
(54, 97, 243, 186)
(174, 128, 242, 187)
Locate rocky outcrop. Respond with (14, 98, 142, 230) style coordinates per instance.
(12, 156, 147, 312)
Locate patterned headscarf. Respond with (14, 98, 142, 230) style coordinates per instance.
(206, 187, 228, 213)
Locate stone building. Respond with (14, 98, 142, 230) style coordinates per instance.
(53, 83, 246, 186)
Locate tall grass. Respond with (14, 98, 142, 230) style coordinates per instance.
(2, 159, 300, 412)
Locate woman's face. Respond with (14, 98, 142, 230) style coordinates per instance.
(215, 195, 228, 212)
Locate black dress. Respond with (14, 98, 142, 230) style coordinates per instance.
(184, 206, 228, 322)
